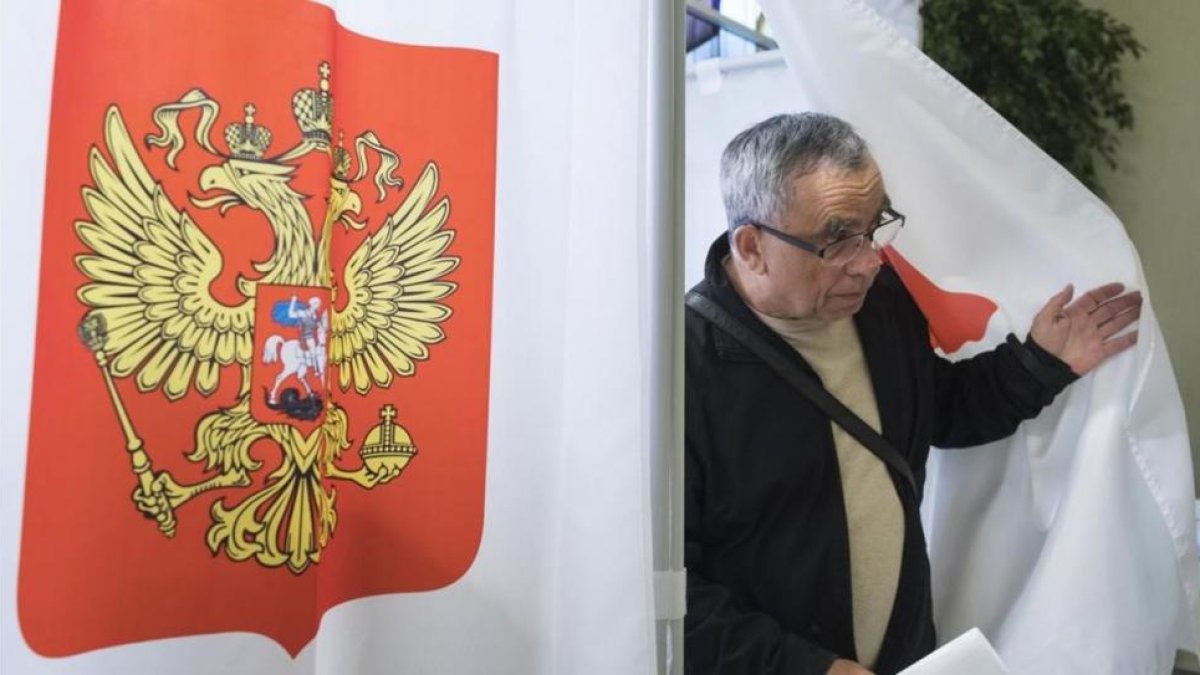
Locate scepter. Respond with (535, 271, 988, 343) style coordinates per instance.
(77, 312, 176, 537)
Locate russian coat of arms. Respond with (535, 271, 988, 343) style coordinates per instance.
(73, 62, 454, 574)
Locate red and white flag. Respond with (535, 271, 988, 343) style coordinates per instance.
(1, 1, 659, 672)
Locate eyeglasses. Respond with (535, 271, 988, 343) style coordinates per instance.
(744, 208, 906, 267)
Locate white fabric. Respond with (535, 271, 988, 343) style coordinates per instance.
(0, 1, 658, 673)
(689, 1, 1197, 671)
(863, 0, 920, 46)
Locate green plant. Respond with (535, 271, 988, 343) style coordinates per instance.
(921, 0, 1143, 194)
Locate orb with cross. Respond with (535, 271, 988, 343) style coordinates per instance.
(359, 404, 417, 481)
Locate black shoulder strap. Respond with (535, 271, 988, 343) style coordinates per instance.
(686, 291, 917, 493)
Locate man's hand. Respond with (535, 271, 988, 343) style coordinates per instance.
(1029, 282, 1142, 375)
(827, 658, 874, 674)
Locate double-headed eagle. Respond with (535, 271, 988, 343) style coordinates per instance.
(73, 63, 458, 573)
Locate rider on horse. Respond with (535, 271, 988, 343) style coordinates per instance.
(289, 295, 325, 366)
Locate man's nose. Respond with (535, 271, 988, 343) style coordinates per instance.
(845, 244, 884, 276)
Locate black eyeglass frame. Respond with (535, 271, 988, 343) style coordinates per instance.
(742, 207, 906, 263)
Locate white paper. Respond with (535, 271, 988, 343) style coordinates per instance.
(898, 628, 1009, 675)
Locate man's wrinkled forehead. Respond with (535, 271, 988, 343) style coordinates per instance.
(789, 159, 888, 235)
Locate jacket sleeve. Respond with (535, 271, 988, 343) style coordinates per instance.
(931, 332, 1078, 448)
(685, 403, 839, 674)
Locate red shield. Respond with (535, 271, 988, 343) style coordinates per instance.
(19, 0, 496, 657)
(251, 285, 333, 431)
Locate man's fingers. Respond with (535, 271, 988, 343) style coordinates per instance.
(1097, 305, 1141, 337)
(1086, 282, 1127, 302)
(1068, 282, 1126, 313)
(1090, 291, 1143, 325)
(1041, 283, 1075, 319)
(1102, 330, 1138, 357)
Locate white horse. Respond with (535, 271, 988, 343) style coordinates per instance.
(262, 324, 328, 405)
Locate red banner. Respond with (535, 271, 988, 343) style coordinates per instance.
(19, 0, 496, 656)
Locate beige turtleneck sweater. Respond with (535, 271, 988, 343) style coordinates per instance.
(753, 311, 905, 669)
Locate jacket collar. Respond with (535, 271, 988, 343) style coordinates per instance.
(695, 233, 795, 363)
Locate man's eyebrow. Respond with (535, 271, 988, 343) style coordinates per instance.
(823, 216, 858, 238)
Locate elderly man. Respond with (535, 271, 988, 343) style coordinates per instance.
(684, 113, 1141, 675)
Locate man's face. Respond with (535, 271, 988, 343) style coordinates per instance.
(757, 159, 888, 322)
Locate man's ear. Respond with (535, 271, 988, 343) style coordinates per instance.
(730, 225, 767, 274)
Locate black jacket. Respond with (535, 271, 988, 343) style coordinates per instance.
(685, 235, 1076, 674)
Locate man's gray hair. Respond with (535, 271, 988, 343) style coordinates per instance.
(719, 113, 870, 231)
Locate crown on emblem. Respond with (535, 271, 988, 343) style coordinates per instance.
(332, 130, 352, 180)
(293, 61, 334, 145)
(224, 103, 272, 159)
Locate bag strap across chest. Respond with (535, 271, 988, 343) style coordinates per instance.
(687, 291, 917, 493)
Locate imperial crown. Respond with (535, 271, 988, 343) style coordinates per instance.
(224, 103, 272, 159)
(293, 61, 334, 145)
